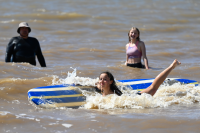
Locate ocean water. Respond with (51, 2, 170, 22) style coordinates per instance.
(0, 0, 200, 132)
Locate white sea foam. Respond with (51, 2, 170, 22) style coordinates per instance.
(16, 114, 35, 120)
(81, 83, 200, 109)
(18, 114, 26, 116)
(49, 123, 58, 125)
(12, 100, 20, 104)
(51, 68, 98, 86)
(62, 124, 73, 128)
(0, 111, 10, 115)
(0, 19, 15, 23)
(50, 69, 200, 109)
(0, 87, 5, 90)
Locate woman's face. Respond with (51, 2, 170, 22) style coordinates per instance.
(99, 73, 113, 92)
(129, 29, 139, 40)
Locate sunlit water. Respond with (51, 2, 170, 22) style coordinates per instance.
(1, 0, 200, 132)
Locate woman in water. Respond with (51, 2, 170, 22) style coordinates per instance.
(98, 59, 181, 96)
(125, 27, 149, 69)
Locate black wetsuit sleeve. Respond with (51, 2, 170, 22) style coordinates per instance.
(35, 39, 46, 67)
(5, 38, 16, 62)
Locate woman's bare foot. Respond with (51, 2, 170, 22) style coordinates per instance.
(171, 59, 181, 69)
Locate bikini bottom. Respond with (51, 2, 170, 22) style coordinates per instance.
(127, 62, 144, 68)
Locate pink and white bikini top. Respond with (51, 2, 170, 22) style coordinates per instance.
(126, 41, 142, 59)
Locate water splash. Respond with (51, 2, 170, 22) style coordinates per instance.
(47, 69, 200, 109)
(51, 68, 98, 86)
(81, 83, 200, 109)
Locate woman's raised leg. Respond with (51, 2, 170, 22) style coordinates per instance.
(140, 59, 181, 96)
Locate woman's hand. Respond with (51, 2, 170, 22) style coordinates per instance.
(125, 61, 127, 66)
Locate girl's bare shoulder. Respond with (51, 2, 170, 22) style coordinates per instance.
(138, 41, 145, 46)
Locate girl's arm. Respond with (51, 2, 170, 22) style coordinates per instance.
(125, 44, 128, 65)
(140, 42, 149, 69)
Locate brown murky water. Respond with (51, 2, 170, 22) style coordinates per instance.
(1, 0, 200, 132)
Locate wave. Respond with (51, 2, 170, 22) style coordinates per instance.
(25, 69, 200, 110)
(82, 83, 200, 109)
(2, 13, 90, 21)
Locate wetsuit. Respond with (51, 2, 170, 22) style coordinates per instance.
(5, 36, 46, 67)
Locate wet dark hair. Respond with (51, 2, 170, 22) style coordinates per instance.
(128, 27, 140, 42)
(99, 71, 123, 96)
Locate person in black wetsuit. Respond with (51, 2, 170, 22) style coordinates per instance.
(5, 22, 46, 67)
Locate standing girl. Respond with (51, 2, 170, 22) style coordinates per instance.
(125, 27, 149, 69)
